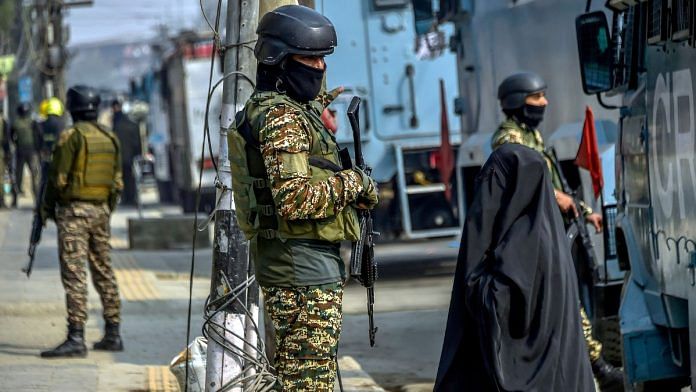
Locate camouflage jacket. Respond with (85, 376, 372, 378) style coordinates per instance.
(235, 88, 363, 287)
(259, 88, 364, 221)
(491, 117, 592, 216)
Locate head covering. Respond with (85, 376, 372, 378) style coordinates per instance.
(255, 5, 337, 65)
(498, 72, 547, 110)
(40, 97, 64, 117)
(435, 143, 594, 392)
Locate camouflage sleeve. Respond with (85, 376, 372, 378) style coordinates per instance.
(491, 127, 525, 150)
(314, 87, 342, 109)
(260, 105, 364, 220)
(51, 129, 80, 191)
(579, 200, 593, 216)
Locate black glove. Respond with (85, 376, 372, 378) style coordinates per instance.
(352, 167, 379, 209)
(108, 192, 120, 213)
(39, 203, 55, 224)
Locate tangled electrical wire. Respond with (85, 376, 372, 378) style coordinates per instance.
(182, 1, 276, 391)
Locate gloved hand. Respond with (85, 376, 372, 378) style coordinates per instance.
(108, 192, 121, 213)
(353, 166, 379, 209)
(39, 203, 55, 224)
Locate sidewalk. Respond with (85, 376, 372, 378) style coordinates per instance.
(0, 195, 385, 391)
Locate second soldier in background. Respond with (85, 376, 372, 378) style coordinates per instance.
(492, 72, 623, 392)
(229, 5, 378, 391)
(40, 85, 124, 358)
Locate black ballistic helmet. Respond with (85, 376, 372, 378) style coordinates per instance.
(498, 72, 547, 110)
(66, 85, 101, 115)
(255, 5, 337, 65)
(16, 102, 31, 116)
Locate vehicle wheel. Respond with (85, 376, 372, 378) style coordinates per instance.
(638, 377, 689, 391)
(410, 196, 455, 231)
(597, 317, 622, 367)
(181, 190, 196, 213)
(157, 181, 175, 203)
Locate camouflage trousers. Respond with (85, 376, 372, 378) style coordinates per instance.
(581, 307, 602, 362)
(56, 201, 121, 326)
(263, 283, 343, 392)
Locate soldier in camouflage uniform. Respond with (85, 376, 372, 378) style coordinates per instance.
(40, 85, 125, 358)
(492, 72, 623, 391)
(10, 102, 40, 198)
(229, 5, 378, 391)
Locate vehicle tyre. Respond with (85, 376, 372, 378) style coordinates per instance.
(597, 317, 622, 367)
(410, 195, 455, 231)
(637, 377, 689, 392)
(181, 189, 196, 213)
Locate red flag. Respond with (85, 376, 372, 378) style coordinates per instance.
(437, 79, 454, 201)
(575, 106, 604, 199)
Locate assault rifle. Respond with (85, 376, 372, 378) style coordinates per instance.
(347, 97, 379, 347)
(547, 148, 598, 311)
(24, 161, 49, 278)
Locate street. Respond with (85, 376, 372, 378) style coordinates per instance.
(0, 194, 457, 391)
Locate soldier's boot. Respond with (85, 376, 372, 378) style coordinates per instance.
(93, 322, 123, 351)
(592, 357, 624, 392)
(41, 325, 87, 358)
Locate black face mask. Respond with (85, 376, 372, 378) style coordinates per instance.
(521, 104, 546, 128)
(281, 59, 325, 102)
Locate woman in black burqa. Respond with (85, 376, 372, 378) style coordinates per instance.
(435, 144, 595, 391)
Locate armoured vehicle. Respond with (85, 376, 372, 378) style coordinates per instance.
(315, 0, 464, 240)
(576, 0, 696, 389)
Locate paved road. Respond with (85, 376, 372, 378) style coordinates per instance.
(0, 195, 458, 391)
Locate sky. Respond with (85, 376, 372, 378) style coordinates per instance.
(66, 0, 206, 46)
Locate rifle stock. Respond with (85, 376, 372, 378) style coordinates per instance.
(547, 148, 598, 276)
(347, 96, 379, 346)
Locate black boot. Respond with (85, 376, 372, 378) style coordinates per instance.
(41, 325, 87, 358)
(592, 357, 624, 392)
(93, 322, 123, 351)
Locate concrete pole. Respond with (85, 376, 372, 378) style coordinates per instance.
(205, 0, 258, 391)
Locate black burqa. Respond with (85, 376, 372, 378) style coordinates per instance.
(435, 144, 594, 392)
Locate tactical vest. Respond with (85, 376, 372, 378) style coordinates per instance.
(228, 91, 359, 242)
(64, 122, 120, 201)
(13, 117, 35, 149)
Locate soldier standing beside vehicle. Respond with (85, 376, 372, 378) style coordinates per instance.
(40, 85, 124, 358)
(11, 102, 40, 198)
(229, 5, 378, 390)
(492, 72, 623, 392)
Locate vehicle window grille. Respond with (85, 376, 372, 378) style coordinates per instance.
(672, 0, 692, 41)
(618, 8, 635, 86)
(603, 205, 618, 259)
(648, 0, 668, 44)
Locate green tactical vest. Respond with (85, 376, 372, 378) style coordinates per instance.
(64, 122, 120, 201)
(13, 117, 35, 149)
(229, 91, 359, 243)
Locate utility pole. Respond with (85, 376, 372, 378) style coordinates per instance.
(38, 0, 93, 101)
(205, 0, 259, 391)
